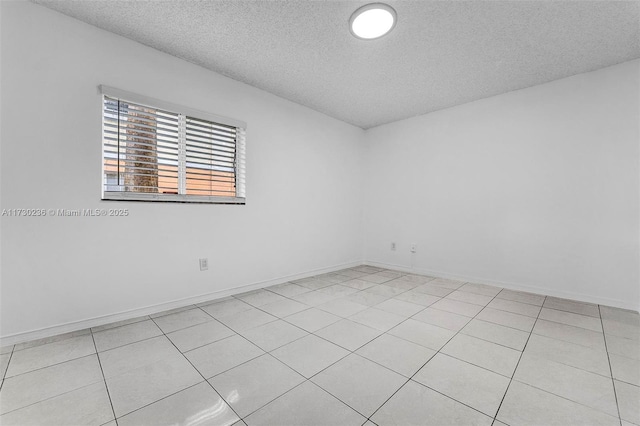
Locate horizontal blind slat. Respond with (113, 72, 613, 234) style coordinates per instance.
(103, 94, 244, 200)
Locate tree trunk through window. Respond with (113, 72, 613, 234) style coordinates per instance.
(124, 105, 158, 193)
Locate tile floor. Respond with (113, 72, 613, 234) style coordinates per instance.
(0, 265, 638, 425)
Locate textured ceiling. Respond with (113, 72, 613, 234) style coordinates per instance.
(34, 0, 640, 129)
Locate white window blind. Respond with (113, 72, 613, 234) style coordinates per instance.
(101, 86, 246, 204)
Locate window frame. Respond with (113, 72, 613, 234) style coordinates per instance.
(100, 85, 246, 204)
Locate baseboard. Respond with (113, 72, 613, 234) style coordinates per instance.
(366, 260, 640, 312)
(0, 260, 363, 346)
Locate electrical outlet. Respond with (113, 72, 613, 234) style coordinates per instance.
(410, 244, 417, 253)
(199, 258, 208, 271)
(391, 242, 396, 251)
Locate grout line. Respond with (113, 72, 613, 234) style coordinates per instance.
(0, 380, 108, 417)
(363, 284, 508, 423)
(221, 272, 416, 421)
(179, 303, 355, 420)
(0, 346, 15, 393)
(529, 322, 606, 350)
(507, 379, 625, 422)
(225, 351, 310, 419)
(1, 352, 99, 382)
(10, 330, 92, 353)
(491, 295, 546, 423)
(90, 328, 118, 424)
(4, 267, 636, 425)
(600, 305, 624, 426)
(0, 270, 427, 423)
(91, 316, 151, 335)
(146, 315, 246, 423)
(110, 380, 210, 422)
(93, 329, 165, 354)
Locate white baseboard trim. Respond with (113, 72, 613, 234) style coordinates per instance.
(366, 260, 640, 312)
(1, 260, 363, 347)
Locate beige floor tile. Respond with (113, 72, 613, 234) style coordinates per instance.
(315, 319, 381, 351)
(615, 380, 640, 425)
(414, 353, 510, 417)
(91, 316, 150, 333)
(429, 298, 483, 317)
(12, 329, 91, 351)
(185, 334, 264, 379)
(311, 354, 406, 417)
(524, 333, 611, 376)
(209, 355, 304, 417)
(461, 318, 529, 351)
(316, 298, 368, 317)
(240, 320, 307, 352)
(458, 283, 502, 297)
(388, 319, 456, 351)
(539, 308, 602, 332)
(603, 318, 640, 341)
(118, 382, 238, 426)
(106, 351, 202, 417)
(235, 290, 288, 307)
(267, 282, 312, 298)
(0, 355, 103, 415)
(606, 334, 640, 360)
(497, 380, 619, 426)
(93, 320, 163, 352)
(285, 308, 340, 332)
(259, 298, 309, 317)
(217, 308, 278, 332)
(496, 289, 545, 306)
(166, 319, 235, 352)
(99, 336, 177, 378)
(514, 353, 618, 417)
(316, 284, 359, 298)
(413, 307, 471, 331)
(270, 334, 348, 378)
(600, 307, 640, 326)
(149, 305, 195, 319)
(292, 290, 339, 306)
(533, 319, 605, 350)
(371, 380, 492, 426)
(373, 298, 425, 317)
(610, 353, 640, 386)
(0, 354, 9, 379)
(393, 290, 441, 307)
(445, 290, 494, 306)
(442, 334, 521, 377)
(0, 382, 113, 426)
(245, 381, 365, 426)
(487, 298, 542, 318)
(412, 283, 455, 297)
(356, 333, 436, 377)
(360, 274, 394, 284)
(476, 307, 536, 332)
(152, 308, 212, 334)
(429, 278, 465, 290)
(200, 298, 253, 319)
(348, 308, 405, 331)
(341, 279, 377, 290)
(543, 297, 600, 318)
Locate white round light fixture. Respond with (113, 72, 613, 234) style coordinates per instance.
(349, 3, 396, 40)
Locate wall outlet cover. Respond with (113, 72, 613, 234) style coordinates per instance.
(199, 258, 208, 271)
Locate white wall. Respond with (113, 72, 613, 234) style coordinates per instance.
(364, 60, 640, 310)
(0, 1, 365, 339)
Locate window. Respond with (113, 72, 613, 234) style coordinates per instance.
(101, 86, 246, 204)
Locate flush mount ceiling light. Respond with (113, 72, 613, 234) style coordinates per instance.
(349, 3, 397, 40)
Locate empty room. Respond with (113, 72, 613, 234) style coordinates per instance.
(0, 0, 638, 425)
